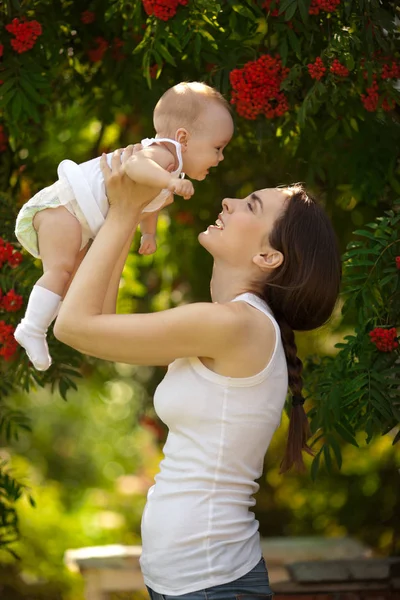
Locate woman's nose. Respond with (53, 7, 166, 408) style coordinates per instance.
(222, 198, 234, 212)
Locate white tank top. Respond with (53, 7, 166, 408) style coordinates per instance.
(140, 293, 288, 595)
(56, 138, 184, 237)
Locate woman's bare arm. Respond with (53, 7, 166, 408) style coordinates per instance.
(102, 229, 136, 314)
(54, 150, 247, 365)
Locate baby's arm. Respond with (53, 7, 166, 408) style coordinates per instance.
(139, 211, 159, 255)
(123, 145, 194, 200)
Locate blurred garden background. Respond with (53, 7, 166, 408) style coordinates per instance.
(0, 0, 399, 598)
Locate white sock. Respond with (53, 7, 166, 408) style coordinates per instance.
(14, 285, 62, 371)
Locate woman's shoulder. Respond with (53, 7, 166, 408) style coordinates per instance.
(195, 298, 278, 378)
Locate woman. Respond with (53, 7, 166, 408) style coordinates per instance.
(55, 147, 341, 599)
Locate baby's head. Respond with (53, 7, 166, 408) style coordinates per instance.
(154, 82, 234, 181)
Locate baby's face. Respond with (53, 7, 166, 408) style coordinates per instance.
(182, 104, 234, 181)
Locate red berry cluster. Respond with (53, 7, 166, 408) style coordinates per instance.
(308, 57, 326, 80)
(309, 0, 340, 14)
(330, 59, 349, 77)
(112, 37, 125, 61)
(360, 77, 393, 112)
(0, 289, 23, 313)
(381, 97, 395, 112)
(0, 44, 3, 57)
(369, 327, 399, 352)
(381, 60, 400, 80)
(81, 10, 96, 24)
(5, 18, 42, 54)
(262, 0, 280, 17)
(360, 60, 399, 112)
(0, 238, 23, 269)
(88, 37, 109, 62)
(230, 54, 290, 120)
(0, 125, 8, 152)
(142, 0, 188, 21)
(0, 321, 18, 361)
(396, 256, 400, 270)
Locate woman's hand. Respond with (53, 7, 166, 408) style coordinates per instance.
(100, 145, 144, 218)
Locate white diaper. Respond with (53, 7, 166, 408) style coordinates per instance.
(15, 178, 92, 258)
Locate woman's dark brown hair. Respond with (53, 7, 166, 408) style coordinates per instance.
(260, 185, 341, 473)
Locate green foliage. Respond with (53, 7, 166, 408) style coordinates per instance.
(0, 0, 399, 560)
(0, 460, 34, 559)
(0, 0, 398, 138)
(304, 203, 400, 478)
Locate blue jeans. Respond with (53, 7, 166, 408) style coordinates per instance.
(146, 557, 273, 600)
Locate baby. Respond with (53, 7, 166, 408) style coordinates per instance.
(14, 81, 234, 371)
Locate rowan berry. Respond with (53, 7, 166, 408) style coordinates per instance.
(230, 54, 290, 120)
(87, 37, 108, 62)
(369, 327, 399, 352)
(142, 0, 188, 21)
(0, 320, 18, 361)
(330, 59, 349, 77)
(81, 11, 95, 24)
(5, 18, 42, 54)
(308, 57, 326, 80)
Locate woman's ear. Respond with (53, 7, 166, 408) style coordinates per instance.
(175, 128, 189, 151)
(253, 251, 284, 272)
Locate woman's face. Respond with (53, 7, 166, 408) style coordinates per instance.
(199, 188, 289, 269)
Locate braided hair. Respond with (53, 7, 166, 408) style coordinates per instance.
(260, 185, 341, 473)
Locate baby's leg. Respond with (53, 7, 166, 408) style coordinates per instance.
(139, 211, 159, 255)
(15, 207, 82, 370)
(62, 242, 90, 299)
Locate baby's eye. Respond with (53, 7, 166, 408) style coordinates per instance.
(215, 147, 221, 151)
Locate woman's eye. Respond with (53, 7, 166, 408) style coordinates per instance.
(247, 202, 254, 212)
(215, 147, 221, 151)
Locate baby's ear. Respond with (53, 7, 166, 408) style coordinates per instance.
(167, 163, 175, 173)
(175, 128, 189, 149)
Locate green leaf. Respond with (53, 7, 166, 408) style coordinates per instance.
(198, 29, 218, 48)
(350, 118, 359, 132)
(20, 77, 47, 105)
(334, 422, 359, 447)
(287, 28, 301, 57)
(323, 444, 333, 472)
(285, 1, 298, 20)
(379, 274, 396, 287)
(311, 449, 322, 481)
(279, 37, 289, 66)
(11, 92, 23, 122)
(325, 122, 339, 140)
(353, 230, 388, 245)
(345, 54, 355, 71)
(0, 88, 16, 109)
(298, 0, 310, 23)
(168, 35, 182, 52)
(156, 43, 176, 66)
(329, 437, 343, 469)
(232, 3, 255, 18)
(142, 49, 153, 88)
(0, 79, 16, 98)
(279, 0, 297, 14)
(369, 390, 393, 421)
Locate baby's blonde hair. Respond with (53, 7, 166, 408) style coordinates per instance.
(153, 81, 230, 137)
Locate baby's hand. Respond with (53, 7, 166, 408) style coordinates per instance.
(139, 233, 157, 255)
(168, 177, 194, 200)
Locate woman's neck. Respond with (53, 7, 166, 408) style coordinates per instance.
(209, 262, 256, 304)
